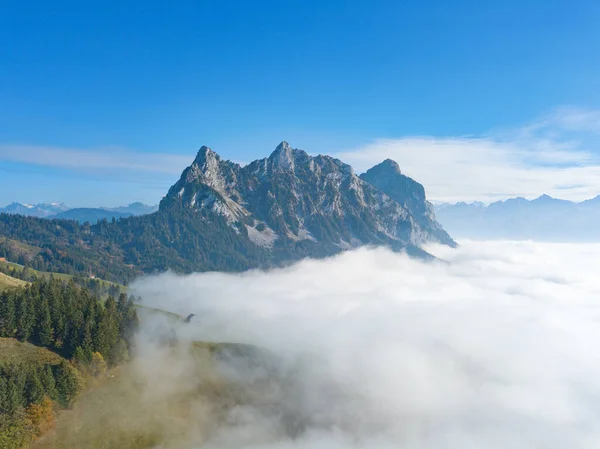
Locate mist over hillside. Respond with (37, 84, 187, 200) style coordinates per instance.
(125, 241, 600, 449)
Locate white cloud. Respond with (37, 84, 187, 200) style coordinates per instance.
(335, 107, 600, 202)
(0, 144, 191, 175)
(4, 107, 600, 202)
(130, 241, 600, 448)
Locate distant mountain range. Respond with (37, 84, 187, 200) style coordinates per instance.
(0, 202, 158, 223)
(435, 194, 600, 241)
(0, 202, 69, 218)
(0, 142, 454, 282)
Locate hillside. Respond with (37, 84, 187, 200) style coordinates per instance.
(0, 338, 79, 449)
(0, 271, 28, 291)
(0, 337, 64, 368)
(31, 341, 285, 449)
(0, 259, 126, 298)
(0, 277, 139, 448)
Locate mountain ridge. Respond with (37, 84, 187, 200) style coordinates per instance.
(0, 202, 158, 222)
(435, 194, 600, 241)
(161, 141, 455, 253)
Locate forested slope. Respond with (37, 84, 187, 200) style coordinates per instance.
(0, 278, 138, 448)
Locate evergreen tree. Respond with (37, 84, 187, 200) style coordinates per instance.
(0, 376, 7, 414)
(54, 361, 83, 408)
(24, 371, 45, 405)
(37, 298, 54, 347)
(0, 291, 16, 337)
(5, 378, 22, 415)
(73, 346, 90, 365)
(39, 366, 57, 401)
(16, 296, 34, 341)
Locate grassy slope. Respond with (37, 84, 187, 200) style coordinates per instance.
(0, 260, 126, 295)
(0, 338, 64, 370)
(0, 271, 28, 291)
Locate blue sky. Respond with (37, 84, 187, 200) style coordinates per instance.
(1, 0, 600, 206)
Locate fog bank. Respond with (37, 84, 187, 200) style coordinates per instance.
(131, 241, 600, 448)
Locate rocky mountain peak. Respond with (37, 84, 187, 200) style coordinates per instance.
(269, 141, 301, 171)
(363, 159, 402, 177)
(274, 141, 291, 152)
(162, 142, 456, 255)
(381, 158, 401, 173)
(193, 146, 219, 166)
(361, 161, 424, 200)
(360, 159, 454, 247)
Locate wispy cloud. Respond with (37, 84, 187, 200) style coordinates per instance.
(335, 107, 600, 202)
(0, 145, 191, 175)
(3, 107, 600, 202)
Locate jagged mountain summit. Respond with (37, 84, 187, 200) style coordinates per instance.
(161, 141, 455, 258)
(360, 159, 454, 247)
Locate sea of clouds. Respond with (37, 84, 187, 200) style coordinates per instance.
(131, 241, 600, 448)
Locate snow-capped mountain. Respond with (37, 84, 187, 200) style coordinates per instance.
(0, 202, 69, 217)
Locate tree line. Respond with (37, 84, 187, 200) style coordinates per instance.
(0, 278, 138, 362)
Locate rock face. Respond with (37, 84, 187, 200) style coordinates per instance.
(360, 159, 455, 247)
(160, 142, 456, 259)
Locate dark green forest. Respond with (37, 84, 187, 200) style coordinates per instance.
(0, 278, 138, 362)
(0, 206, 269, 284)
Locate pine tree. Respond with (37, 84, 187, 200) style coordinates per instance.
(66, 308, 84, 358)
(0, 290, 16, 337)
(37, 298, 54, 347)
(0, 376, 7, 414)
(94, 297, 120, 359)
(6, 377, 22, 414)
(54, 361, 83, 408)
(73, 346, 90, 365)
(109, 338, 129, 365)
(16, 295, 34, 341)
(40, 365, 57, 401)
(24, 370, 45, 405)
